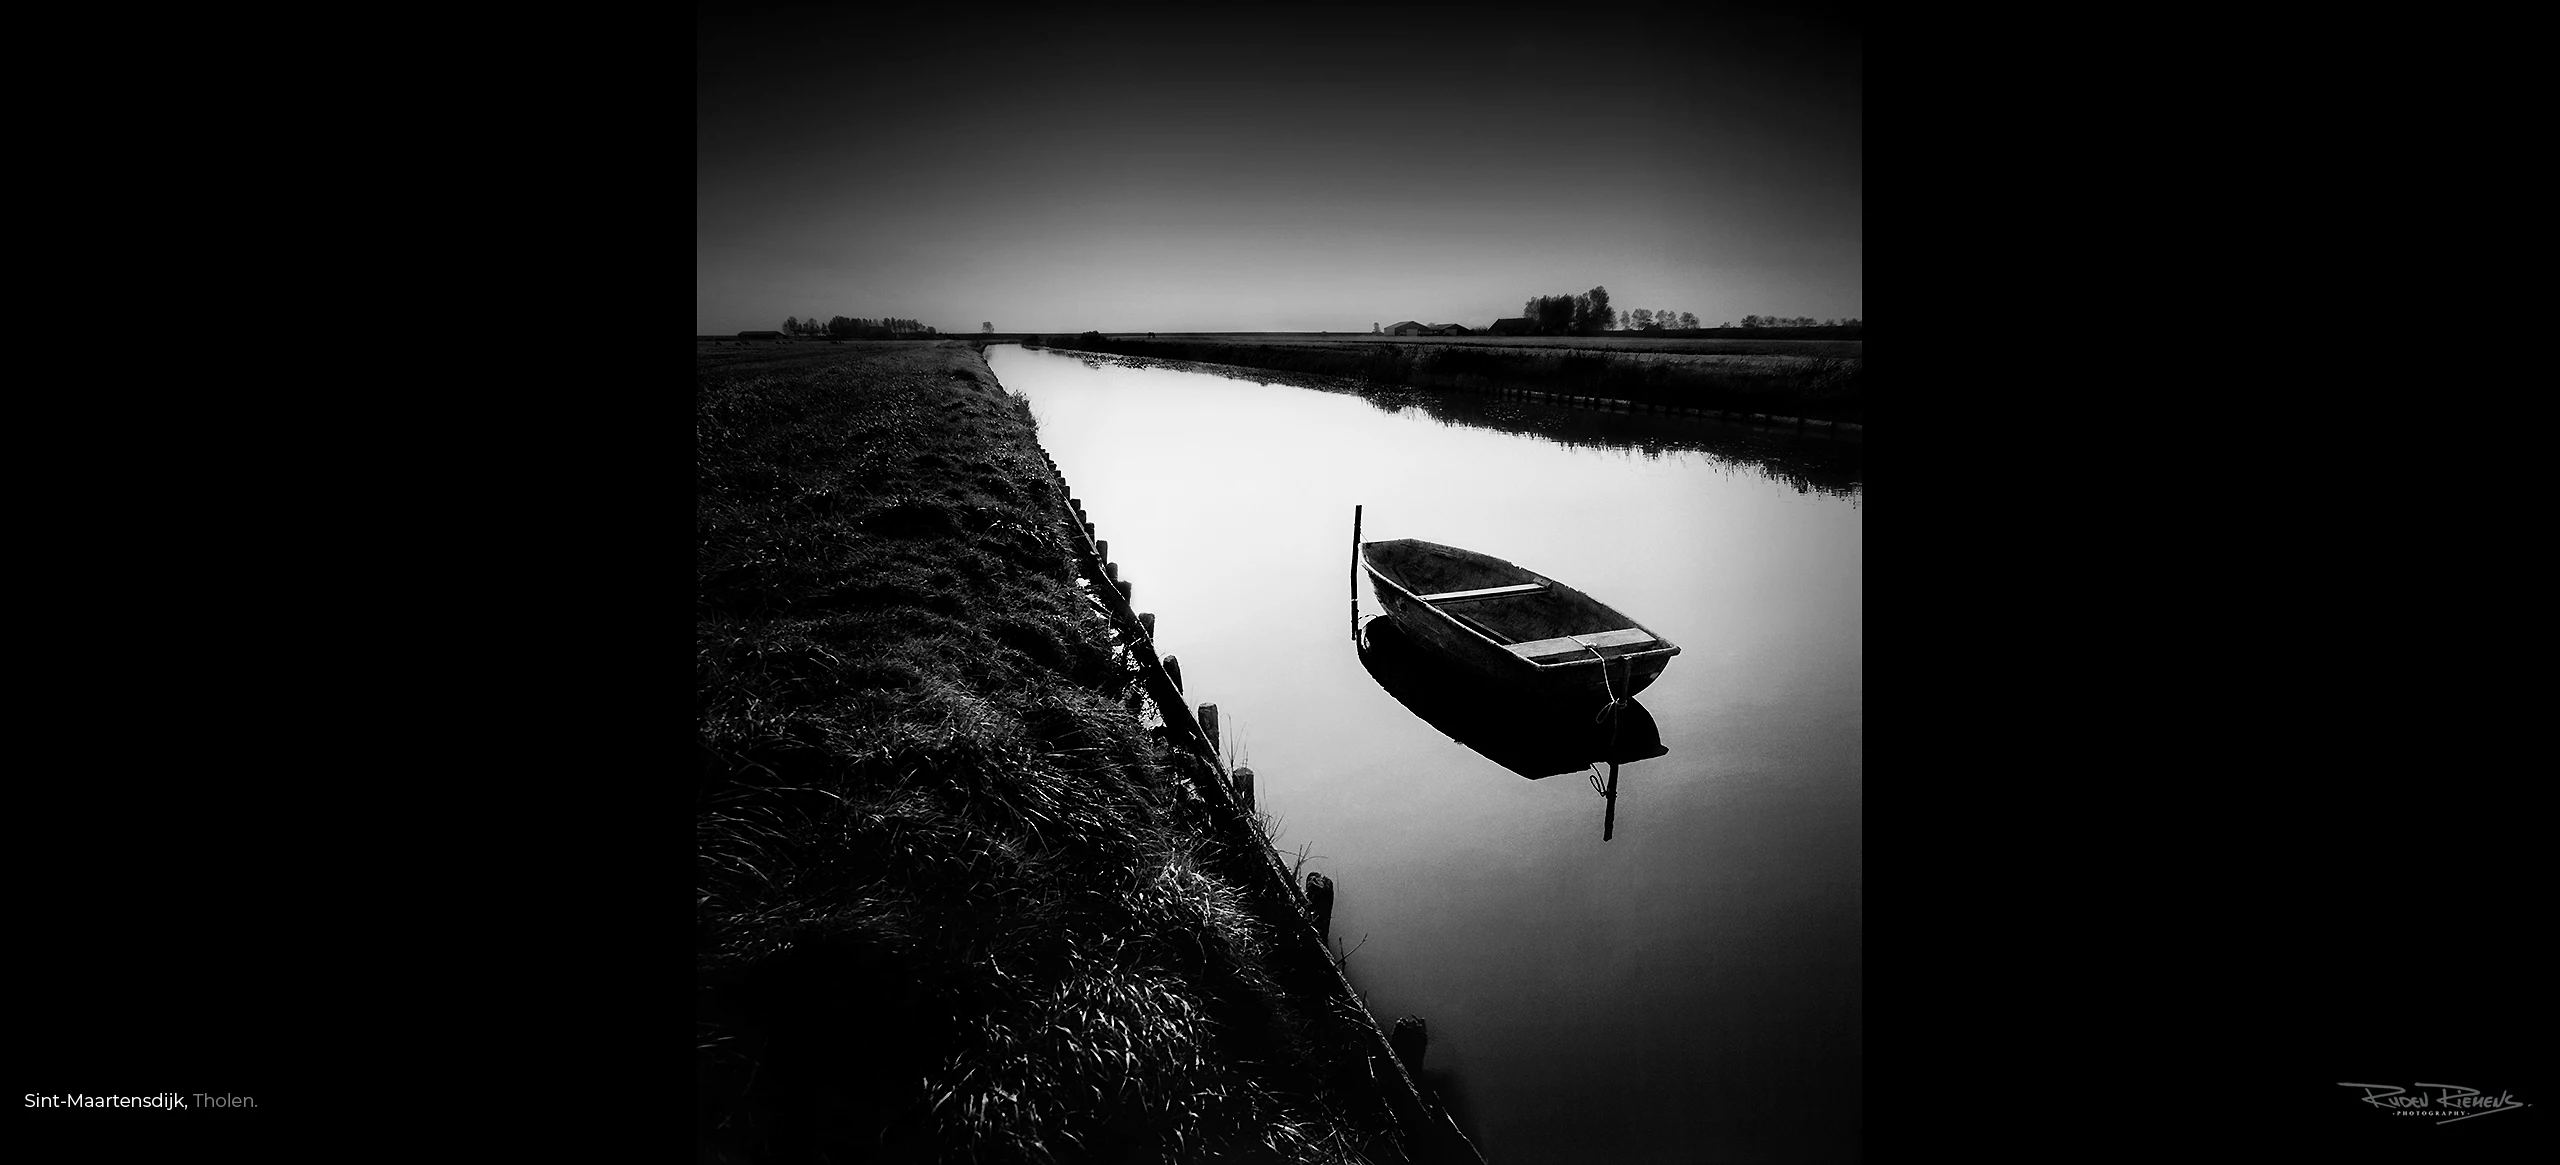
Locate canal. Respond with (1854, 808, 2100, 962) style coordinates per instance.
(988, 344, 1862, 1163)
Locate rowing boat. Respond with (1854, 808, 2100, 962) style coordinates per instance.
(1358, 537, 1680, 704)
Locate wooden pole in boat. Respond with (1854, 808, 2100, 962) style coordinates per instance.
(1602, 761, 1620, 841)
(1350, 505, 1363, 643)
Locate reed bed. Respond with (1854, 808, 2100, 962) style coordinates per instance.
(698, 342, 1391, 1164)
(1041, 334, 1863, 423)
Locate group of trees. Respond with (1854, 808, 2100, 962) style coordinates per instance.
(781, 316, 937, 339)
(1519, 286, 1616, 335)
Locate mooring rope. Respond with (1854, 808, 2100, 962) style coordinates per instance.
(1585, 644, 1628, 797)
(1588, 644, 1629, 725)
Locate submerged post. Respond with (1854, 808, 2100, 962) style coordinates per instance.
(1603, 760, 1621, 841)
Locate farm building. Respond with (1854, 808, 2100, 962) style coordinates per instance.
(1485, 317, 1534, 335)
(1386, 320, 1426, 336)
(1426, 323, 1469, 335)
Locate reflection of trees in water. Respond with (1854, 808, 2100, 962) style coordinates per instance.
(1355, 384, 1863, 500)
(1036, 348, 1862, 500)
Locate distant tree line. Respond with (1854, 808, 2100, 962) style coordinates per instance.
(1502, 288, 1863, 335)
(782, 315, 938, 339)
(1729, 315, 1858, 329)
(1623, 308, 1701, 332)
(1510, 289, 1853, 334)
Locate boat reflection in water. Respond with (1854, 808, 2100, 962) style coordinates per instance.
(1356, 615, 1666, 783)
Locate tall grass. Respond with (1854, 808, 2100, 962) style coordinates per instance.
(698, 343, 1390, 1163)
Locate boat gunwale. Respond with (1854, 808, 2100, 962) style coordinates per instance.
(1359, 539, 1681, 675)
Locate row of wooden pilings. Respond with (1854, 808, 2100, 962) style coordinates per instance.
(1055, 484, 1257, 812)
(1032, 445, 1480, 1165)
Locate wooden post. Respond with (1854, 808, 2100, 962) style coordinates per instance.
(1350, 505, 1363, 642)
(1096, 539, 1107, 562)
(1164, 655, 1182, 692)
(1139, 612, 1155, 639)
(1199, 704, 1220, 757)
(1391, 1016, 1428, 1076)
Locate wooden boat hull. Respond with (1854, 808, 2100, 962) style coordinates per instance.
(1357, 615, 1666, 779)
(1360, 538, 1678, 706)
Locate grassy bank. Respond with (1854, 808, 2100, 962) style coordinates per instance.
(697, 341, 1398, 1163)
(1038, 334, 1864, 424)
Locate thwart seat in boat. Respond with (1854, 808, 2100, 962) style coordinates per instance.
(1504, 627, 1662, 663)
(1412, 583, 1546, 604)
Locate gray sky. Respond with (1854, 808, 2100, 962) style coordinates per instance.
(698, 4, 1860, 334)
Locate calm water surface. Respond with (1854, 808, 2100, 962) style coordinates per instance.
(987, 345, 1861, 1163)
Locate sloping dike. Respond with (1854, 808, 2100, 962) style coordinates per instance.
(697, 339, 1479, 1164)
